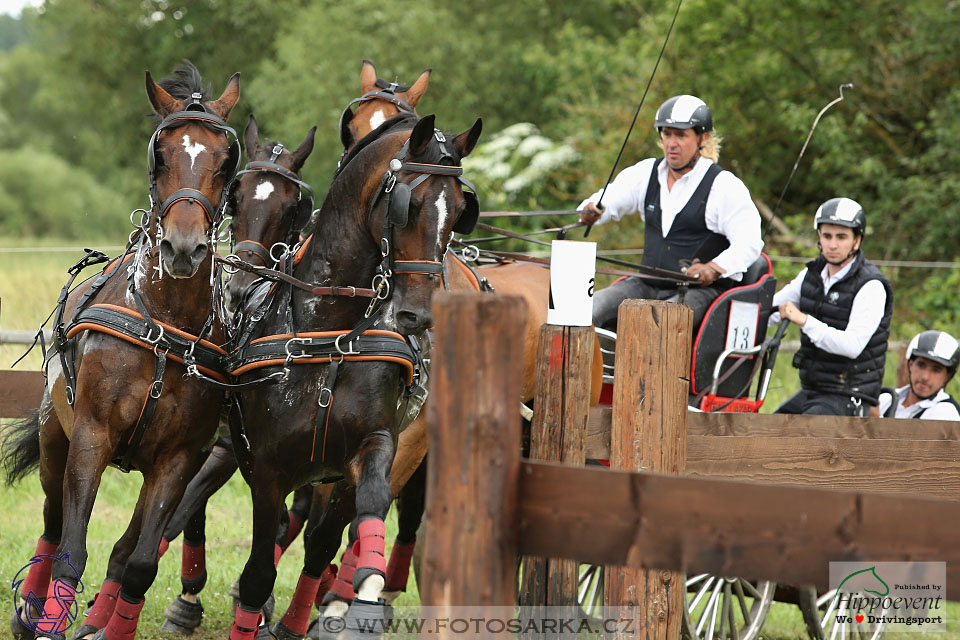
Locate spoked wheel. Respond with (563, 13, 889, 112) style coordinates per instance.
(798, 586, 887, 640)
(577, 563, 604, 620)
(683, 574, 775, 640)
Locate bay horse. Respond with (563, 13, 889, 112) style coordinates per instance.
(225, 112, 481, 640)
(2, 62, 240, 640)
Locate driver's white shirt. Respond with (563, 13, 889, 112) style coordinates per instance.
(578, 157, 762, 281)
(878, 385, 960, 420)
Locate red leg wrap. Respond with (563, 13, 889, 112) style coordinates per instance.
(314, 564, 338, 608)
(102, 593, 144, 640)
(283, 512, 303, 550)
(181, 541, 205, 581)
(384, 539, 416, 591)
(279, 572, 321, 635)
(356, 519, 387, 575)
(81, 579, 121, 630)
(156, 537, 170, 560)
(36, 579, 77, 635)
(230, 606, 262, 640)
(273, 543, 283, 568)
(21, 538, 59, 603)
(329, 547, 357, 602)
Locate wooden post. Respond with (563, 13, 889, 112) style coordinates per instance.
(420, 293, 526, 631)
(605, 299, 692, 638)
(519, 324, 595, 615)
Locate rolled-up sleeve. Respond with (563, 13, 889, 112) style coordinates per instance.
(578, 159, 655, 226)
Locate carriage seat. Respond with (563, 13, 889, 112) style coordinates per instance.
(689, 253, 776, 401)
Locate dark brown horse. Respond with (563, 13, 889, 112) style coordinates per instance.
(225, 112, 481, 640)
(2, 62, 239, 640)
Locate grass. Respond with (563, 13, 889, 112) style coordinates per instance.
(3, 238, 960, 638)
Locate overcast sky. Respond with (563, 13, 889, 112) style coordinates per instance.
(0, 0, 41, 17)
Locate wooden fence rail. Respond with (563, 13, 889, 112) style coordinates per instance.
(422, 295, 960, 639)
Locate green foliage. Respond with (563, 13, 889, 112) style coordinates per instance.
(0, 148, 131, 240)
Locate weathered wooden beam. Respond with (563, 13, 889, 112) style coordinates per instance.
(518, 460, 960, 595)
(606, 300, 691, 639)
(421, 293, 525, 630)
(0, 369, 44, 418)
(520, 324, 594, 615)
(686, 435, 960, 500)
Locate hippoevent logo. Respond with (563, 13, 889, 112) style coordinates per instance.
(829, 561, 946, 633)
(11, 552, 85, 635)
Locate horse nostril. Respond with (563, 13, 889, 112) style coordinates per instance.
(159, 238, 174, 258)
(191, 243, 208, 263)
(397, 310, 420, 329)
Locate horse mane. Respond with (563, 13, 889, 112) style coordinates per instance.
(158, 59, 211, 101)
(335, 112, 419, 176)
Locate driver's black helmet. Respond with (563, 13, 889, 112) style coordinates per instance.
(813, 197, 866, 237)
(907, 330, 960, 375)
(655, 95, 713, 135)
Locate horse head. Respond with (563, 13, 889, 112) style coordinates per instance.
(368, 114, 482, 335)
(146, 61, 240, 279)
(224, 115, 316, 312)
(339, 59, 431, 154)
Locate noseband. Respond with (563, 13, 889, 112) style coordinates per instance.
(147, 93, 240, 226)
(230, 142, 315, 268)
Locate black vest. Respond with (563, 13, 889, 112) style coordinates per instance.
(794, 251, 893, 404)
(641, 158, 729, 286)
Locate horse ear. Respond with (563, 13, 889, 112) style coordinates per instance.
(360, 59, 377, 94)
(408, 114, 436, 157)
(340, 107, 356, 150)
(291, 126, 317, 171)
(243, 114, 259, 161)
(401, 68, 432, 108)
(209, 72, 241, 120)
(145, 71, 180, 116)
(452, 118, 483, 159)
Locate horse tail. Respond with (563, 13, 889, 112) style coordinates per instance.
(1, 410, 41, 486)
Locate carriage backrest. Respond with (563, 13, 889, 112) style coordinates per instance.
(689, 253, 776, 398)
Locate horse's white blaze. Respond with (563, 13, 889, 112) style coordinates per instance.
(434, 189, 449, 254)
(368, 109, 386, 131)
(253, 180, 275, 201)
(181, 134, 206, 170)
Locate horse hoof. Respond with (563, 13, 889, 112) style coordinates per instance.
(254, 623, 277, 640)
(268, 621, 302, 640)
(161, 595, 204, 635)
(343, 598, 393, 638)
(69, 624, 100, 640)
(10, 607, 36, 640)
(307, 615, 345, 640)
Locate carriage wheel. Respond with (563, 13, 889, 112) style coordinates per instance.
(798, 585, 887, 640)
(682, 574, 775, 640)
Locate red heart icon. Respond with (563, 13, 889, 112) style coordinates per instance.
(855, 614, 865, 623)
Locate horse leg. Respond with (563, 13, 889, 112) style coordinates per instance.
(71, 489, 148, 640)
(9, 408, 67, 640)
(231, 476, 283, 640)
(278, 484, 315, 552)
(94, 451, 203, 640)
(340, 430, 395, 637)
(158, 441, 238, 634)
(382, 457, 426, 602)
(36, 409, 118, 640)
(275, 482, 355, 640)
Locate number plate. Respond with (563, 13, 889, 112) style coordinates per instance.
(725, 300, 760, 351)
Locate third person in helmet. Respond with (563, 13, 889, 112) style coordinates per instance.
(878, 330, 960, 420)
(770, 197, 894, 416)
(579, 94, 763, 332)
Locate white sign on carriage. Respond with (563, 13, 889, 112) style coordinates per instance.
(547, 240, 596, 326)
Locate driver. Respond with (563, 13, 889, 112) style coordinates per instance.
(878, 330, 960, 420)
(770, 198, 894, 416)
(579, 94, 763, 332)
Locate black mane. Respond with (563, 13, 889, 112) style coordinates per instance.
(158, 59, 210, 102)
(336, 112, 419, 176)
